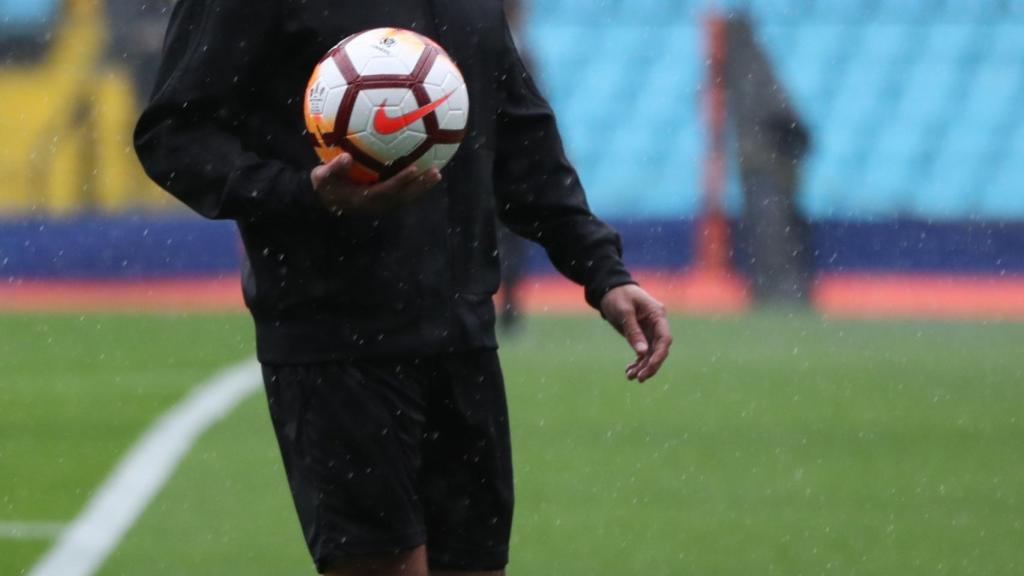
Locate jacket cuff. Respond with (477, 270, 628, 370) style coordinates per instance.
(584, 264, 637, 310)
(287, 166, 323, 213)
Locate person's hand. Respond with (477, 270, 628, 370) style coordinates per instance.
(311, 153, 442, 214)
(600, 284, 673, 383)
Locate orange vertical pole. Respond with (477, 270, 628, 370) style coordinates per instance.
(697, 12, 732, 273)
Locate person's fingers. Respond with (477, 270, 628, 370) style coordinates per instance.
(616, 309, 649, 375)
(313, 154, 354, 191)
(624, 316, 649, 357)
(379, 168, 440, 210)
(357, 165, 424, 211)
(630, 354, 651, 381)
(311, 164, 328, 187)
(312, 155, 356, 214)
(637, 316, 673, 382)
(630, 351, 653, 381)
(325, 153, 354, 177)
(401, 169, 443, 199)
(628, 300, 668, 382)
(369, 164, 421, 196)
(626, 359, 642, 381)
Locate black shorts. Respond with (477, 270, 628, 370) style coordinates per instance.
(262, 349, 514, 573)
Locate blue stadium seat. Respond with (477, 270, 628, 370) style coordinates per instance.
(776, 24, 853, 123)
(941, 0, 1001, 21)
(800, 159, 847, 219)
(0, 0, 60, 24)
(615, 0, 687, 22)
(0, 0, 60, 39)
(527, 2, 1024, 220)
(915, 167, 983, 220)
(861, 118, 930, 206)
(543, 0, 609, 23)
(976, 118, 1024, 218)
(990, 22, 1024, 60)
(809, 0, 883, 20)
(860, 23, 918, 64)
(528, 25, 594, 93)
(921, 24, 978, 62)
(916, 122, 993, 219)
(872, 0, 936, 20)
(894, 55, 960, 128)
(740, 0, 810, 22)
(968, 63, 1020, 125)
(984, 164, 1024, 219)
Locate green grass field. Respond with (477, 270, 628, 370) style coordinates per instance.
(2, 312, 1023, 575)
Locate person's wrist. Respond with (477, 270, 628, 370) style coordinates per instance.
(593, 279, 639, 314)
(306, 166, 342, 214)
(598, 282, 640, 319)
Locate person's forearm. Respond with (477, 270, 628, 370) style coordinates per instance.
(134, 107, 319, 221)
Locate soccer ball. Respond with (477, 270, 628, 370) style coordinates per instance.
(304, 28, 470, 184)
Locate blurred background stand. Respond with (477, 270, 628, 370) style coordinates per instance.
(497, 0, 533, 333)
(3, 0, 1024, 318)
(104, 0, 173, 101)
(725, 13, 812, 307)
(0, 0, 60, 62)
(0, 0, 173, 217)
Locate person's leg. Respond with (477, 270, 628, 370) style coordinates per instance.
(497, 224, 529, 330)
(262, 361, 432, 575)
(420, 350, 515, 574)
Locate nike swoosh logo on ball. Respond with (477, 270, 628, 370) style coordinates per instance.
(373, 91, 456, 135)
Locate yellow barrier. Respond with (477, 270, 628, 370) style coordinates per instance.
(0, 0, 173, 216)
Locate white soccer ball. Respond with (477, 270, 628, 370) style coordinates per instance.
(304, 28, 470, 184)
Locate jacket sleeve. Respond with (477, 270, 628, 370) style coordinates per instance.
(134, 0, 320, 221)
(492, 14, 636, 309)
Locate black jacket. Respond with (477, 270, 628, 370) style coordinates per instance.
(135, 0, 634, 363)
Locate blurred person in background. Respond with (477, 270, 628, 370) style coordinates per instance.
(496, 0, 532, 332)
(726, 14, 812, 306)
(105, 0, 174, 101)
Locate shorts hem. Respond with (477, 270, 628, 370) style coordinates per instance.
(313, 529, 427, 573)
(427, 544, 510, 572)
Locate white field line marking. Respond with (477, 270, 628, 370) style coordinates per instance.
(27, 358, 262, 576)
(0, 521, 65, 540)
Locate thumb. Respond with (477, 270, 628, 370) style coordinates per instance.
(312, 154, 353, 190)
(620, 312, 649, 356)
(325, 153, 353, 177)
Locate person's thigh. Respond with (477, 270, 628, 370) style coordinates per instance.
(263, 360, 432, 574)
(419, 350, 515, 573)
